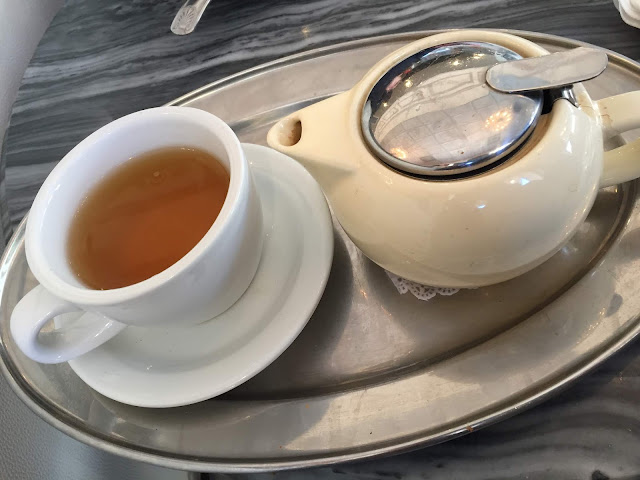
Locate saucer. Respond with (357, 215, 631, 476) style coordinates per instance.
(56, 143, 333, 408)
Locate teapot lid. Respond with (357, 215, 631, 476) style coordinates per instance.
(361, 41, 543, 177)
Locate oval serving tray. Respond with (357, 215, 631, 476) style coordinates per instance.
(2, 30, 640, 472)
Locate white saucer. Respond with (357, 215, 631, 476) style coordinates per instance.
(57, 143, 334, 408)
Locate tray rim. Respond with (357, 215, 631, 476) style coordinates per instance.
(2, 29, 640, 473)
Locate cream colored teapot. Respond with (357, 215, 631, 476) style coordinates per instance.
(267, 30, 640, 288)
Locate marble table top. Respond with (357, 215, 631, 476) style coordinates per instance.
(3, 0, 640, 479)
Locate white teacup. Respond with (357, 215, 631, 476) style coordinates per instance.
(10, 107, 264, 364)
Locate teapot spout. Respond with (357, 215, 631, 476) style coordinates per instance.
(267, 92, 357, 193)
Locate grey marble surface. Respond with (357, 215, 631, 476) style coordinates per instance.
(3, 0, 640, 479)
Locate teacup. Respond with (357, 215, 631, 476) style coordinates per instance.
(11, 107, 264, 364)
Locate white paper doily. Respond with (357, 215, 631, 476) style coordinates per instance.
(386, 271, 461, 301)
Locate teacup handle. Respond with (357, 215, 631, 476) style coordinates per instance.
(597, 91, 640, 188)
(10, 285, 126, 364)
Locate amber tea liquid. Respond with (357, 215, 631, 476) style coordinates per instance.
(67, 146, 230, 290)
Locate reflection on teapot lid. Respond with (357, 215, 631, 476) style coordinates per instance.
(361, 41, 543, 177)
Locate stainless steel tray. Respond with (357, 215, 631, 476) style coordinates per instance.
(2, 30, 640, 473)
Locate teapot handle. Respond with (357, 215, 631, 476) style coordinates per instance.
(598, 92, 640, 188)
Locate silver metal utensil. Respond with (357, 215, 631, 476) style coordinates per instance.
(486, 47, 609, 93)
(171, 0, 211, 35)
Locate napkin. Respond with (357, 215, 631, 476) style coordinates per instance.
(385, 271, 461, 301)
(614, 0, 640, 28)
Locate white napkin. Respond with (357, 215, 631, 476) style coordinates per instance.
(385, 271, 461, 301)
(614, 0, 640, 28)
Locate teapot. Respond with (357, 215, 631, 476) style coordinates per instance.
(267, 30, 640, 288)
